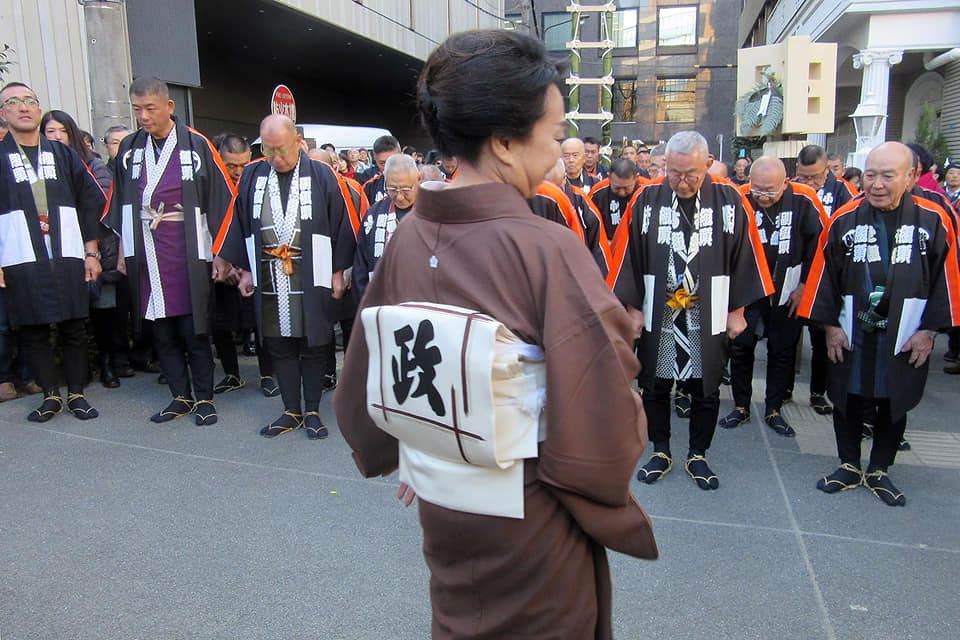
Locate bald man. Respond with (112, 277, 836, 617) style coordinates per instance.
(707, 161, 728, 180)
(720, 157, 827, 437)
(561, 138, 599, 191)
(529, 158, 611, 276)
(800, 142, 960, 506)
(218, 114, 355, 439)
(419, 164, 444, 182)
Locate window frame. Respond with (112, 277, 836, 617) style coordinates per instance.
(655, 75, 697, 124)
(610, 77, 638, 123)
(542, 11, 572, 53)
(611, 8, 639, 52)
(657, 5, 699, 55)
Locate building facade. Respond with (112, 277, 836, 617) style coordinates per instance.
(508, 0, 740, 162)
(740, 0, 960, 167)
(0, 0, 505, 149)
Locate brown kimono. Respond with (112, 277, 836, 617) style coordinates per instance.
(335, 181, 656, 639)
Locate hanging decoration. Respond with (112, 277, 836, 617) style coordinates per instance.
(735, 70, 784, 136)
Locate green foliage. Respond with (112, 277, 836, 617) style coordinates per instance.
(735, 70, 784, 136)
(914, 103, 952, 170)
(0, 44, 15, 83)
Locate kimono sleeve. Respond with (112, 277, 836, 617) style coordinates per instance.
(728, 191, 775, 309)
(67, 147, 108, 242)
(215, 165, 255, 269)
(536, 242, 646, 508)
(196, 135, 237, 241)
(352, 212, 375, 302)
(575, 188, 612, 276)
(100, 143, 125, 235)
(918, 204, 960, 330)
(322, 166, 356, 273)
(798, 221, 845, 326)
(334, 264, 399, 477)
(607, 189, 646, 305)
(796, 192, 827, 282)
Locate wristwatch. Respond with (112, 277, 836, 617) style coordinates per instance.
(85, 252, 100, 259)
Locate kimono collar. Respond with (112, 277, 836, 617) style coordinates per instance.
(415, 181, 531, 224)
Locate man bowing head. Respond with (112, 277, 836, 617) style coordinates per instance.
(219, 115, 355, 440)
(801, 142, 960, 506)
(608, 130, 774, 491)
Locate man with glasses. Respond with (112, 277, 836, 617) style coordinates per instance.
(793, 145, 859, 416)
(720, 157, 827, 437)
(216, 114, 354, 440)
(353, 154, 420, 299)
(102, 77, 235, 426)
(102, 125, 130, 168)
(608, 130, 773, 490)
(647, 144, 667, 181)
(560, 137, 599, 191)
(0, 82, 107, 421)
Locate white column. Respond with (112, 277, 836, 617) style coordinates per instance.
(848, 48, 903, 169)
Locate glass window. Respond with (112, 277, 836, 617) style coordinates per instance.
(658, 5, 698, 51)
(656, 77, 696, 123)
(503, 13, 522, 31)
(612, 9, 639, 49)
(542, 12, 570, 52)
(611, 79, 638, 122)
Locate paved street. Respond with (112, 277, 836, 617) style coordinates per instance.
(1, 339, 958, 639)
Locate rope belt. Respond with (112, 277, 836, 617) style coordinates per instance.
(264, 244, 301, 275)
(666, 287, 698, 311)
(141, 203, 185, 230)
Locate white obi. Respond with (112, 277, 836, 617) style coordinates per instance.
(361, 302, 546, 519)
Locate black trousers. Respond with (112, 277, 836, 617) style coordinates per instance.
(644, 377, 720, 455)
(321, 299, 355, 377)
(213, 328, 274, 378)
(834, 394, 906, 471)
(807, 326, 828, 395)
(153, 315, 214, 400)
(91, 306, 128, 362)
(20, 318, 88, 394)
(264, 336, 324, 413)
(730, 316, 799, 413)
(122, 283, 155, 367)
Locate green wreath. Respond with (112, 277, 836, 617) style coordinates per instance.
(735, 71, 783, 136)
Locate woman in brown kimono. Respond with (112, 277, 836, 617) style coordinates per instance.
(334, 30, 657, 639)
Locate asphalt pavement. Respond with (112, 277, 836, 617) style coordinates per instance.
(1, 337, 958, 639)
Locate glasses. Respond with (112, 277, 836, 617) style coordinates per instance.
(262, 143, 298, 158)
(666, 170, 704, 184)
(751, 188, 782, 198)
(1, 96, 40, 108)
(386, 187, 415, 195)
